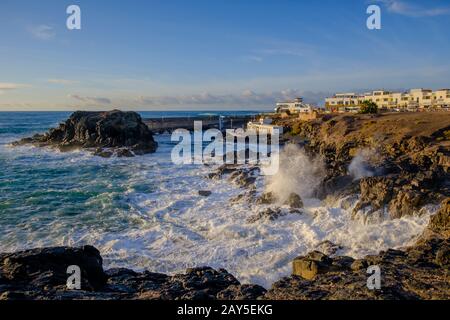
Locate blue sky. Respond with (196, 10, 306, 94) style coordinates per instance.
(0, 0, 450, 110)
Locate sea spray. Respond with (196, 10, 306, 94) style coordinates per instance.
(263, 144, 325, 203)
(348, 148, 378, 180)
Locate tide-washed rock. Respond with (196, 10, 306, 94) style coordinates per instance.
(229, 169, 257, 188)
(429, 198, 450, 238)
(284, 193, 303, 209)
(256, 192, 278, 205)
(353, 177, 394, 217)
(315, 240, 343, 256)
(247, 208, 284, 223)
(13, 110, 158, 156)
(198, 190, 212, 197)
(207, 164, 239, 179)
(388, 189, 425, 219)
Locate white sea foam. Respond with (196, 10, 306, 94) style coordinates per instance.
(0, 134, 433, 289)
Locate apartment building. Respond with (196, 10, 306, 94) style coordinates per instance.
(275, 97, 314, 114)
(326, 89, 450, 112)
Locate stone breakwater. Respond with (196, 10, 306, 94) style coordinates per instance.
(144, 115, 254, 133)
(12, 110, 158, 157)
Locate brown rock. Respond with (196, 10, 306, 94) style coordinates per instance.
(284, 193, 303, 209)
(429, 198, 450, 238)
(388, 189, 424, 219)
(292, 251, 332, 280)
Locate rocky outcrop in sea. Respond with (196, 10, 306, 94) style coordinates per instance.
(13, 110, 158, 157)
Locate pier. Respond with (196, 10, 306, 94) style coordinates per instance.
(143, 115, 257, 133)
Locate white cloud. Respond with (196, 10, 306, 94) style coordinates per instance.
(68, 94, 112, 105)
(377, 0, 450, 17)
(241, 55, 264, 63)
(0, 82, 27, 94)
(29, 25, 55, 40)
(48, 79, 78, 85)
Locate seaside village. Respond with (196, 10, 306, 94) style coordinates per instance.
(247, 88, 450, 131)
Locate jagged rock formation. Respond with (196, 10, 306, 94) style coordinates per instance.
(13, 110, 158, 157)
(278, 112, 450, 219)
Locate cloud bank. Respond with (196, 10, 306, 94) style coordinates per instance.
(0, 82, 27, 95)
(68, 94, 112, 105)
(135, 89, 331, 108)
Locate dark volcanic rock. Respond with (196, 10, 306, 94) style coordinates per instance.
(216, 284, 267, 300)
(13, 110, 158, 156)
(0, 247, 266, 301)
(198, 190, 212, 197)
(0, 246, 106, 291)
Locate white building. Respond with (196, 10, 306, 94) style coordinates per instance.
(247, 118, 284, 135)
(275, 97, 314, 114)
(325, 89, 450, 112)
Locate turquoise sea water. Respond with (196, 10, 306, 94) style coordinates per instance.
(0, 111, 258, 248)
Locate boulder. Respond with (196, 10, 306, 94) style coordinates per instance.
(0, 246, 107, 290)
(292, 251, 333, 280)
(13, 110, 157, 156)
(198, 190, 212, 197)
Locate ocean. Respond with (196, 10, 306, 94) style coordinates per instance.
(0, 111, 433, 288)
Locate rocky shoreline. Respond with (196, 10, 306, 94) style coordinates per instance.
(1, 111, 449, 300)
(0, 199, 448, 300)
